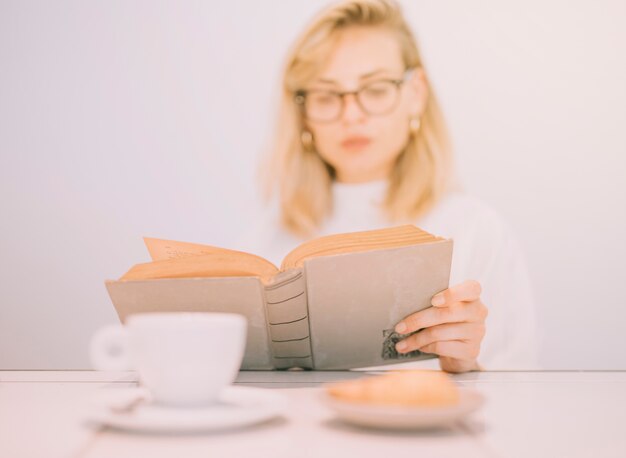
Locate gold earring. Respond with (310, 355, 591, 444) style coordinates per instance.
(409, 117, 421, 135)
(301, 130, 314, 151)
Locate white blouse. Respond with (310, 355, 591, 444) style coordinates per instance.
(236, 180, 539, 370)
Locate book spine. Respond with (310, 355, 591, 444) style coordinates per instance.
(264, 268, 313, 369)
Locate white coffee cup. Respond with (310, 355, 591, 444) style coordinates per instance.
(90, 312, 247, 407)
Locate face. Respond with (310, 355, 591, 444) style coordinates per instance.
(302, 26, 428, 183)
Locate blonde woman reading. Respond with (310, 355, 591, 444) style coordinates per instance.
(240, 0, 538, 373)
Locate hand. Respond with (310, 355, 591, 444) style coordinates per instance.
(394, 280, 488, 373)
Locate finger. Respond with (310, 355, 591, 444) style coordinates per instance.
(431, 280, 482, 307)
(418, 340, 480, 361)
(395, 300, 486, 334)
(395, 322, 485, 354)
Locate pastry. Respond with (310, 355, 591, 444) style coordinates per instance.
(325, 370, 459, 407)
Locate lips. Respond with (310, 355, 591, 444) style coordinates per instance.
(341, 136, 372, 150)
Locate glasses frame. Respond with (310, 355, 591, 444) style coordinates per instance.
(294, 68, 415, 123)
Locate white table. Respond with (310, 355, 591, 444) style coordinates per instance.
(1, 370, 624, 458)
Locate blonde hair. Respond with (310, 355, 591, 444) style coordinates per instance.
(262, 0, 457, 238)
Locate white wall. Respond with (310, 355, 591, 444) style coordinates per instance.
(1, 0, 624, 369)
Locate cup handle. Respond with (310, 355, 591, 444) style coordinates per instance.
(90, 324, 133, 371)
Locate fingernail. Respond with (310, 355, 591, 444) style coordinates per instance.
(431, 294, 445, 306)
(396, 341, 407, 352)
(395, 322, 407, 333)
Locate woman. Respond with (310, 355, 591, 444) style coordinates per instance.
(241, 0, 537, 373)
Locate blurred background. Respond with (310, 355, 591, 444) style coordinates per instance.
(1, 0, 624, 369)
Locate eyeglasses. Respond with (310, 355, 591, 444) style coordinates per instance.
(294, 69, 414, 123)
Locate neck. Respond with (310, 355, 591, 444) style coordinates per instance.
(335, 168, 390, 184)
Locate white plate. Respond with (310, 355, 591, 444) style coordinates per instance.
(322, 388, 484, 430)
(86, 386, 287, 433)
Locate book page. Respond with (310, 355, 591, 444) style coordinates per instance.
(120, 253, 279, 283)
(143, 237, 276, 266)
(126, 237, 279, 282)
(143, 237, 228, 260)
(281, 225, 444, 271)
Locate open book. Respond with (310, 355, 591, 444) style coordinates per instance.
(105, 225, 453, 370)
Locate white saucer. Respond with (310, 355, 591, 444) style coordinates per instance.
(86, 386, 287, 433)
(322, 388, 484, 430)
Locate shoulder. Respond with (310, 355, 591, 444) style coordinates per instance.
(435, 192, 503, 224)
(420, 191, 510, 243)
(420, 192, 527, 281)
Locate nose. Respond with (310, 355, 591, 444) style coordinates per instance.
(340, 93, 367, 124)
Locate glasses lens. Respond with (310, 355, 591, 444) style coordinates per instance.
(358, 81, 399, 115)
(305, 91, 342, 122)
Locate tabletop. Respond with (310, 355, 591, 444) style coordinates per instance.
(1, 370, 624, 458)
